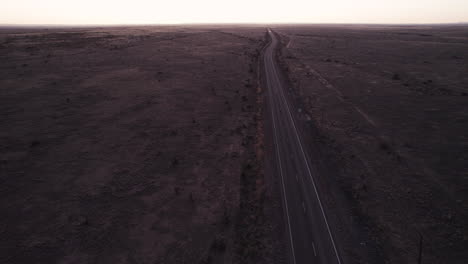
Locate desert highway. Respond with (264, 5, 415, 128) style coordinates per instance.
(264, 29, 343, 264)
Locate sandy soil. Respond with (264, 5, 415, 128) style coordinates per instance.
(274, 25, 468, 263)
(0, 26, 281, 264)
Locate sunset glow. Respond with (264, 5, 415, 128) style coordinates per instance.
(2, 0, 468, 25)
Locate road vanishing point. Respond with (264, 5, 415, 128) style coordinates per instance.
(264, 28, 344, 264)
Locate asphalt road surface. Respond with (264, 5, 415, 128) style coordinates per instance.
(264, 29, 344, 264)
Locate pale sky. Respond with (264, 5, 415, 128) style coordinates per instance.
(2, 0, 468, 25)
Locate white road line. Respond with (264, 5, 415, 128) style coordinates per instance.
(268, 30, 343, 264)
(265, 38, 297, 264)
(302, 201, 306, 213)
(312, 242, 317, 257)
(295, 174, 299, 182)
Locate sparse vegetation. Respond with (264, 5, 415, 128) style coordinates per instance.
(275, 24, 468, 264)
(0, 26, 274, 264)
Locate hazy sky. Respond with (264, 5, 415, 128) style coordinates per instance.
(2, 0, 468, 25)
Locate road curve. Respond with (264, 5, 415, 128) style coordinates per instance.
(264, 29, 344, 264)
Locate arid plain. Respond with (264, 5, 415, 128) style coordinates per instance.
(1, 25, 467, 264)
(274, 24, 468, 263)
(0, 26, 282, 264)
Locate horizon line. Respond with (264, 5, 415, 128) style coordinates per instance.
(1, 21, 468, 28)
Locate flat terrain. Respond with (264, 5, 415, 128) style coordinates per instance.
(2, 24, 467, 264)
(274, 25, 468, 263)
(0, 26, 282, 263)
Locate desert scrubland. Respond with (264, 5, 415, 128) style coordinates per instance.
(0, 26, 282, 264)
(274, 24, 468, 263)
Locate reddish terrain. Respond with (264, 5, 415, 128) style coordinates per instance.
(274, 24, 468, 263)
(0, 26, 282, 264)
(2, 24, 467, 264)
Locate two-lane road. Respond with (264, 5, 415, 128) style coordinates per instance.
(264, 29, 343, 264)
